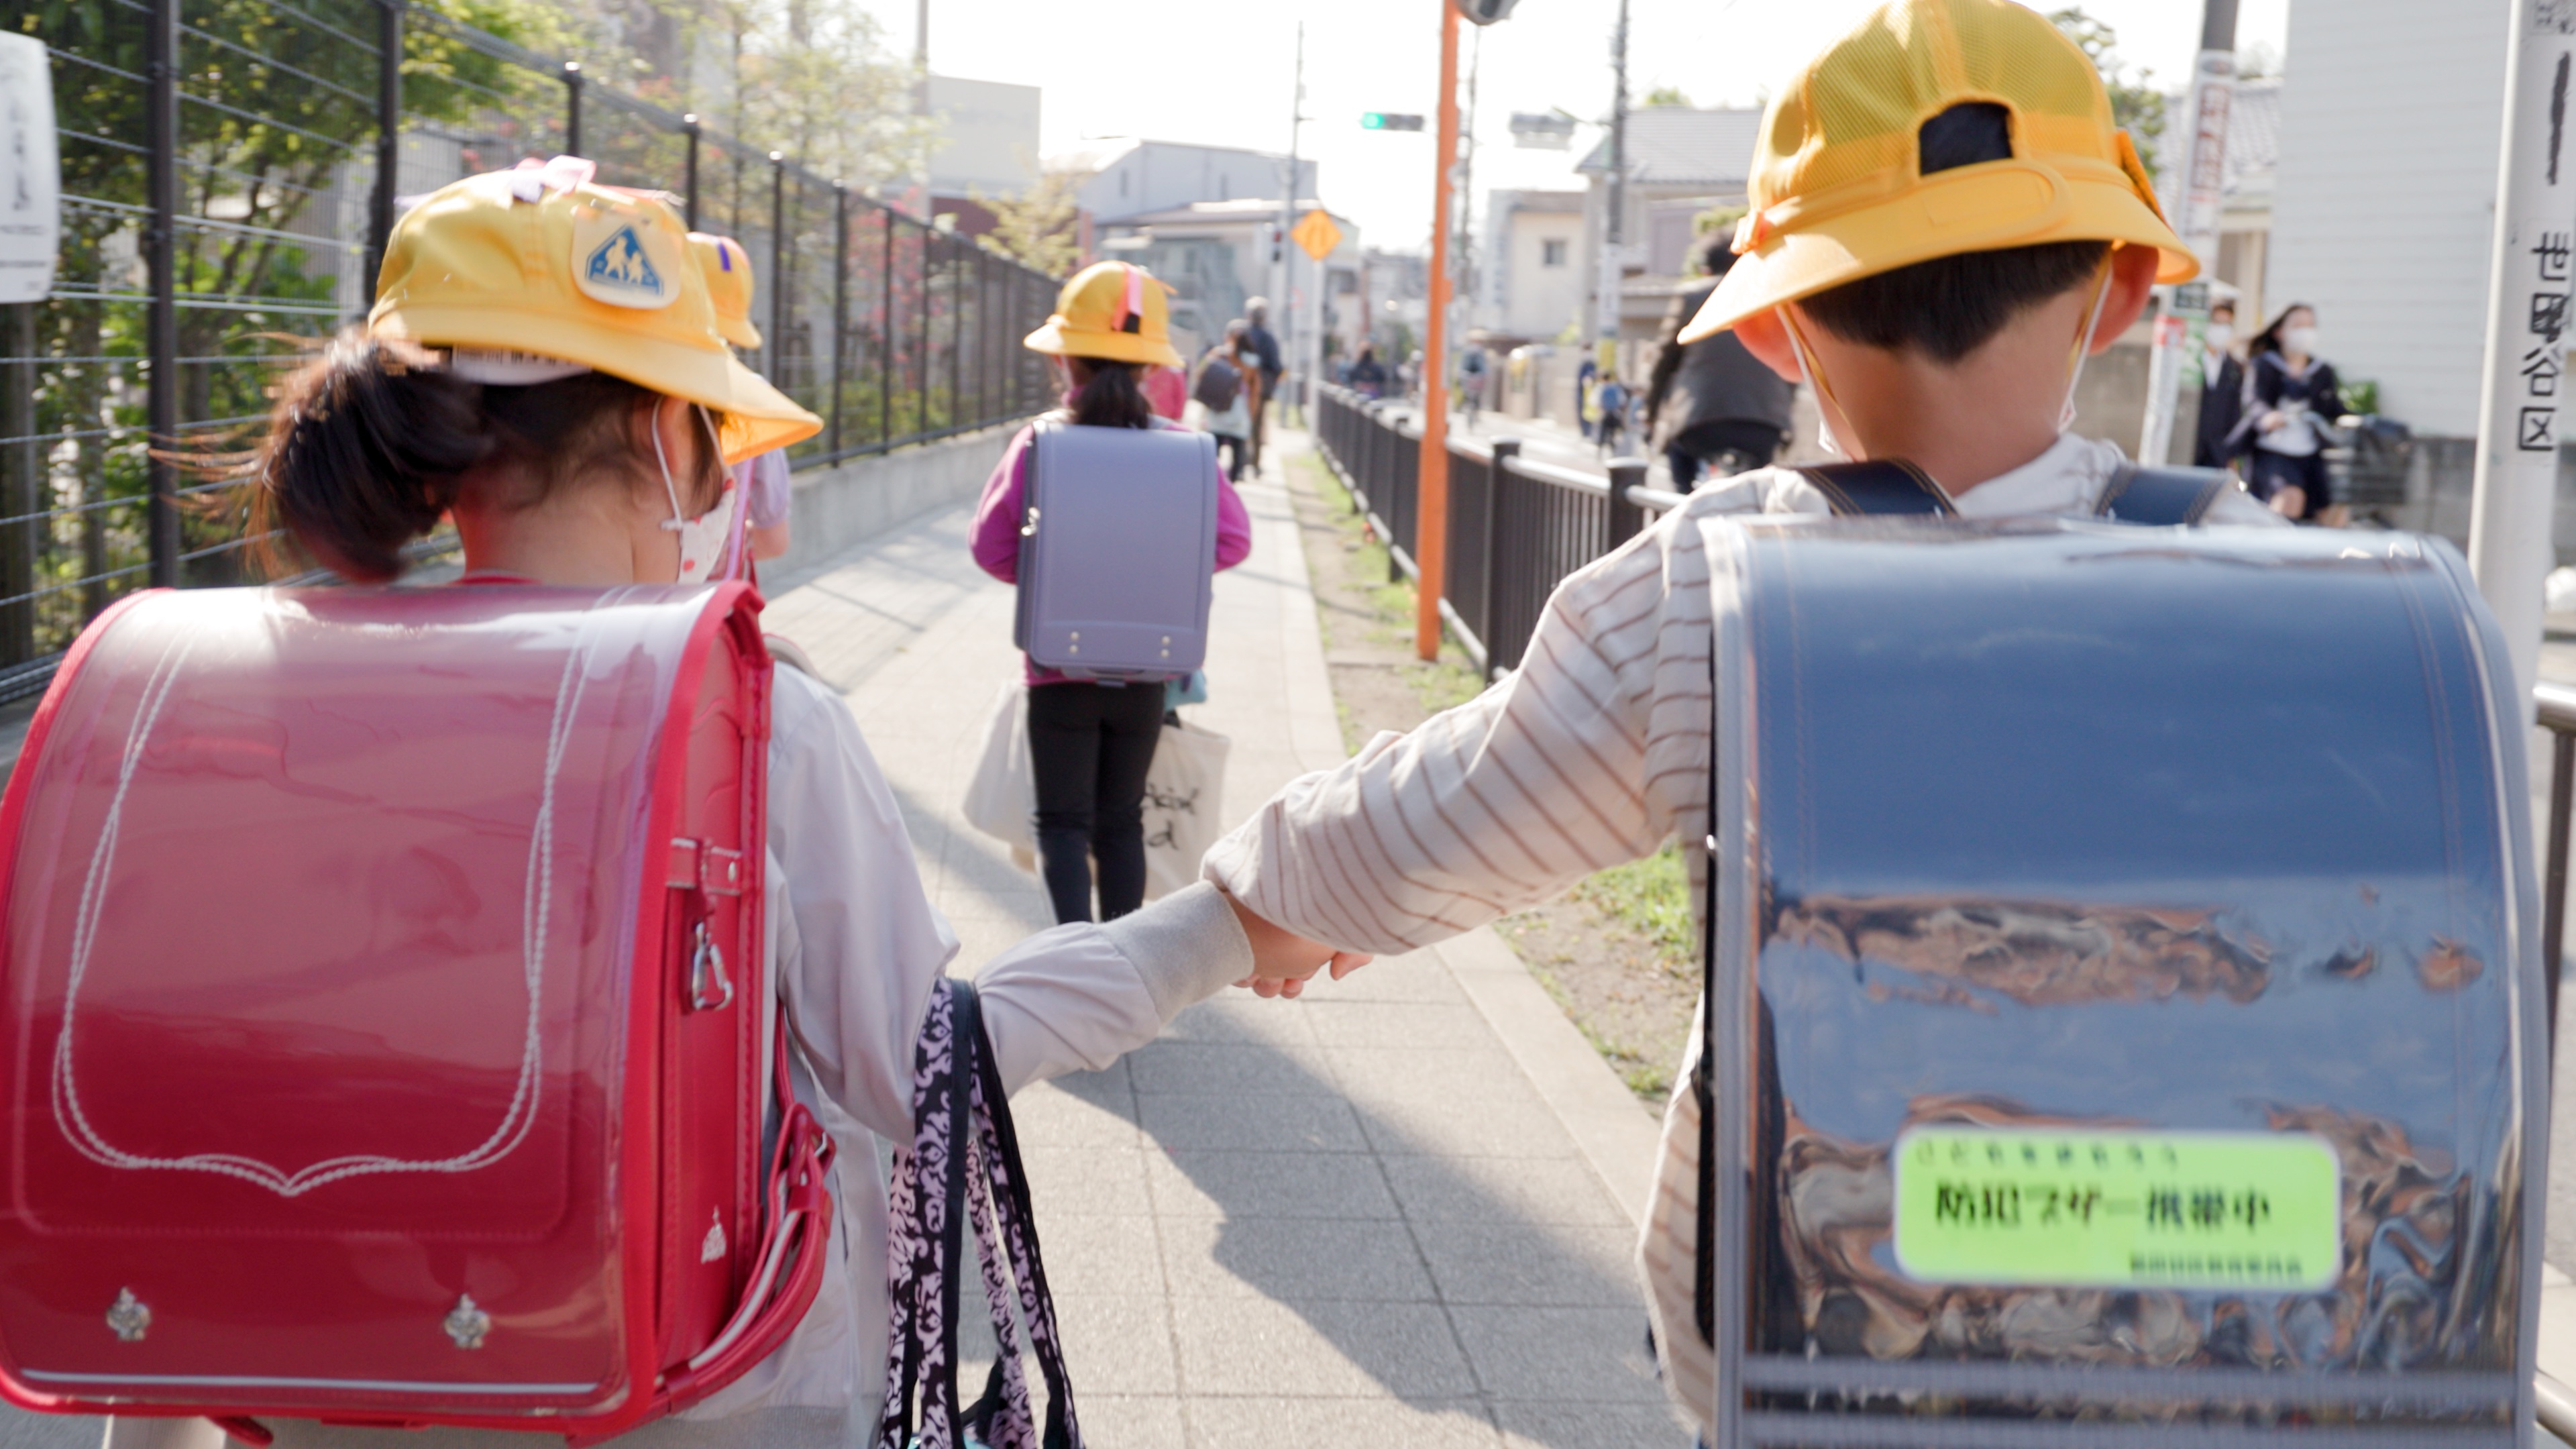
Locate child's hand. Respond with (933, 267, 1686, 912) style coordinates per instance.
(1222, 892, 1373, 1000)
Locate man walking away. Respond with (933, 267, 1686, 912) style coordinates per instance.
(2192, 296, 2245, 472)
(1593, 372, 1632, 457)
(1244, 297, 1285, 466)
(1645, 234, 1796, 492)
(1459, 341, 1489, 430)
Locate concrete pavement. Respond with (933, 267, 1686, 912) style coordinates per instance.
(764, 431, 1684, 1447)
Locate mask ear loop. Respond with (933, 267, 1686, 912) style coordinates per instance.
(2059, 257, 2118, 432)
(1778, 307, 1852, 460)
(651, 399, 687, 533)
(698, 405, 751, 580)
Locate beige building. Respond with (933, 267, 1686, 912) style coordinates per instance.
(1476, 189, 1585, 345)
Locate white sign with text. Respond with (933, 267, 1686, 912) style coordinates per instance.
(0, 33, 62, 305)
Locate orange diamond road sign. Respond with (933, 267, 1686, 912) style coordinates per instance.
(1293, 209, 1343, 262)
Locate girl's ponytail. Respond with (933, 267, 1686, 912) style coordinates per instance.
(253, 335, 493, 582)
(1067, 358, 1155, 430)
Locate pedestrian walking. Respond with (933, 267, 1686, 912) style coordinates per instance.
(1190, 321, 1259, 481)
(2190, 294, 2245, 472)
(1346, 342, 1389, 399)
(1200, 5, 2282, 1440)
(973, 262, 1255, 926)
(89, 166, 1334, 1449)
(1458, 339, 1489, 429)
(2228, 302, 2346, 521)
(1243, 297, 1284, 462)
(1593, 372, 1633, 457)
(1575, 351, 1599, 439)
(1644, 233, 1796, 491)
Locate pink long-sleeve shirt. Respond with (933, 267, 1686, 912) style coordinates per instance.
(971, 415, 1254, 686)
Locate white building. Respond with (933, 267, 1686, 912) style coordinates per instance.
(1477, 189, 1584, 344)
(926, 76, 1040, 199)
(1059, 139, 1318, 227)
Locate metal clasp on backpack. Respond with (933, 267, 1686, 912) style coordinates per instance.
(1020, 506, 1040, 538)
(688, 920, 735, 1012)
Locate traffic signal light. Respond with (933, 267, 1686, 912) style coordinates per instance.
(1360, 112, 1426, 131)
(1452, 0, 1519, 21)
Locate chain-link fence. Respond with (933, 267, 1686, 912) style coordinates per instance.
(5, 0, 1059, 703)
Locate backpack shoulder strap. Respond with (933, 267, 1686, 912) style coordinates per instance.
(2094, 462, 2229, 526)
(1794, 460, 1959, 517)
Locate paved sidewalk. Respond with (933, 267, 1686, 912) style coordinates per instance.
(765, 433, 1682, 1447)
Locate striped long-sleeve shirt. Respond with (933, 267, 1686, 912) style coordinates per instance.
(1202, 432, 2282, 1430)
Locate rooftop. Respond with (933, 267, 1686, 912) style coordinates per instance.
(1575, 107, 1766, 189)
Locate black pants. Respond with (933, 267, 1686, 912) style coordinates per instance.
(1026, 680, 1166, 924)
(2249, 449, 2332, 521)
(1215, 433, 1249, 481)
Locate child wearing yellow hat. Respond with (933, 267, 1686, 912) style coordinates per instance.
(107, 165, 1340, 1449)
(1197, 0, 2287, 1434)
(690, 231, 794, 570)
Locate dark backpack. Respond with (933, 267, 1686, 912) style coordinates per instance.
(1192, 356, 1243, 412)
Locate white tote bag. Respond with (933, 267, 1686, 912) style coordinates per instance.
(1141, 716, 1230, 900)
(961, 678, 1037, 867)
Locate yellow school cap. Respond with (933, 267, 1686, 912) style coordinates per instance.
(369, 160, 818, 463)
(1024, 261, 1184, 370)
(690, 233, 761, 350)
(1678, 0, 2196, 343)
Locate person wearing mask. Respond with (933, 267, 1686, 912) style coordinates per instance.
(1645, 233, 1797, 492)
(2191, 296, 2246, 474)
(2229, 302, 2345, 521)
(973, 263, 1256, 925)
(1192, 321, 1258, 482)
(1346, 341, 1389, 399)
(107, 167, 1336, 1449)
(1243, 297, 1284, 464)
(1197, 6, 2284, 1438)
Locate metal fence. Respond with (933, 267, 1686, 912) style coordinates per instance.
(3, 0, 1059, 704)
(1313, 382, 1678, 676)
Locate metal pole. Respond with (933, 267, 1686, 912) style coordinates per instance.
(2547, 729, 2573, 1045)
(683, 115, 701, 230)
(2468, 0, 2576, 706)
(2137, 0, 2238, 466)
(917, 226, 931, 437)
(769, 153, 786, 383)
(367, 0, 402, 285)
(947, 238, 963, 428)
(561, 60, 583, 158)
(1, 305, 35, 664)
(1279, 21, 1302, 400)
(1595, 0, 1629, 351)
(879, 205, 895, 445)
(830, 184, 849, 456)
(145, 0, 180, 589)
(1413, 0, 1459, 660)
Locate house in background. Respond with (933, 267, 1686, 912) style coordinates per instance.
(1061, 140, 1318, 227)
(1572, 106, 1764, 369)
(1094, 197, 1355, 366)
(1476, 189, 1585, 347)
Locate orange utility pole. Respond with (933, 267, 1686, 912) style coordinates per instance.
(1414, 0, 1460, 661)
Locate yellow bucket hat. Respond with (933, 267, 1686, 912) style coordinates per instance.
(368, 160, 818, 463)
(1024, 261, 1183, 370)
(690, 232, 761, 350)
(1678, 0, 2196, 344)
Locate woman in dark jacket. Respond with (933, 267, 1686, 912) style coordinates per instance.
(2191, 297, 2245, 471)
(1645, 235, 1795, 492)
(2226, 303, 2344, 521)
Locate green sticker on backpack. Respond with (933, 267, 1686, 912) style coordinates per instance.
(1890, 1127, 2341, 1291)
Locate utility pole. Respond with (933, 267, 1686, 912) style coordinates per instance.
(1595, 0, 1629, 366)
(913, 0, 931, 213)
(1279, 23, 1303, 411)
(2136, 0, 2238, 466)
(1457, 28, 1481, 359)
(1415, 0, 1460, 661)
(2469, 0, 2576, 708)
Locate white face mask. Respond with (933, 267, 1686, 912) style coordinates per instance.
(650, 402, 739, 585)
(1778, 309, 1845, 459)
(2055, 264, 2116, 431)
(2282, 325, 2319, 357)
(2204, 322, 2235, 352)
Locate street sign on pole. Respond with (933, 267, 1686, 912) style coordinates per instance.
(2469, 1, 2576, 706)
(0, 34, 62, 305)
(2136, 1, 2237, 467)
(1293, 209, 1343, 262)
(1509, 112, 1575, 149)
(1362, 112, 1427, 131)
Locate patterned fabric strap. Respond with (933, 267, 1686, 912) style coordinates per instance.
(879, 979, 1085, 1449)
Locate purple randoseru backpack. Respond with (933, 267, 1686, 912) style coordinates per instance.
(1012, 419, 1220, 680)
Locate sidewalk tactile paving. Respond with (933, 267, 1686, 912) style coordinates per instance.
(759, 437, 1687, 1446)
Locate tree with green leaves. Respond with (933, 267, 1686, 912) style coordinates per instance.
(978, 168, 1085, 278)
(2049, 7, 2165, 176)
(1641, 85, 1690, 109)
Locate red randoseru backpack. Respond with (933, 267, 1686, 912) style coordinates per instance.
(0, 582, 832, 1445)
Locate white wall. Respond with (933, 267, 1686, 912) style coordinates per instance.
(926, 76, 1041, 198)
(1497, 205, 1580, 339)
(2265, 0, 2504, 437)
(1079, 144, 1318, 225)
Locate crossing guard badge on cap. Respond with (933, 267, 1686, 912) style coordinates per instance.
(572, 210, 682, 310)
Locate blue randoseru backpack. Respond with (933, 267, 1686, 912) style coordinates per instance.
(1012, 420, 1220, 681)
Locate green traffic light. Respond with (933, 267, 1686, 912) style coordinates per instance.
(1363, 112, 1386, 129)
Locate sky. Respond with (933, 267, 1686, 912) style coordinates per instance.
(860, 0, 2292, 250)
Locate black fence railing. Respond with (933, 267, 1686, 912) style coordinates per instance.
(1313, 383, 1677, 676)
(5, 0, 1059, 704)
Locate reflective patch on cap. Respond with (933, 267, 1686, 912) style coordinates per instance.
(572, 211, 682, 310)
